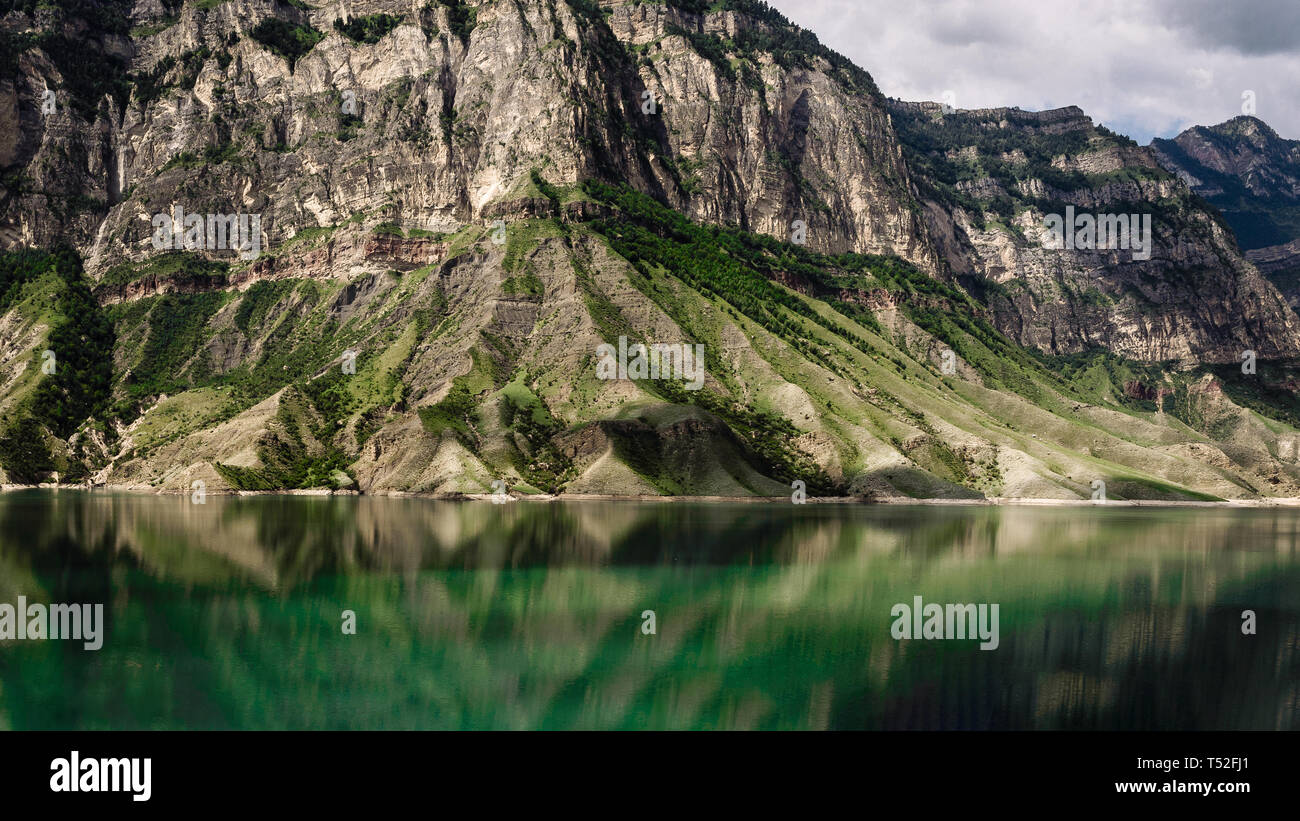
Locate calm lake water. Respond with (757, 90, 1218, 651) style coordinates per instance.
(0, 490, 1296, 730)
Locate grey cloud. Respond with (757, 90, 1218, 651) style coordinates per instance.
(767, 0, 1300, 144)
(928, 6, 1019, 47)
(1153, 0, 1300, 56)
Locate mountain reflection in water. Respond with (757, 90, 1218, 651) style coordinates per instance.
(0, 491, 1296, 730)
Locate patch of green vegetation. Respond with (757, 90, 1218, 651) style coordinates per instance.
(202, 140, 240, 165)
(1, 171, 29, 196)
(87, 250, 449, 481)
(370, 221, 447, 241)
(333, 13, 404, 44)
(158, 140, 238, 170)
(299, 368, 356, 435)
(0, 417, 55, 483)
(440, 0, 476, 43)
(0, 248, 53, 313)
(338, 111, 364, 141)
(0, 29, 131, 118)
(668, 381, 837, 493)
(160, 151, 200, 171)
(234, 279, 296, 334)
(417, 346, 505, 449)
(418, 380, 477, 438)
(570, 250, 635, 346)
(501, 273, 543, 297)
(214, 389, 354, 490)
(1047, 349, 1162, 408)
(99, 252, 230, 289)
(443, 224, 485, 260)
(130, 17, 180, 38)
(499, 375, 573, 492)
(1108, 475, 1223, 502)
(126, 386, 235, 451)
(104, 275, 356, 433)
(280, 224, 338, 252)
(905, 305, 1053, 404)
(502, 217, 563, 272)
(529, 168, 561, 204)
(29, 265, 115, 439)
(371, 222, 406, 238)
(132, 46, 216, 107)
(1206, 361, 1300, 430)
(250, 17, 324, 68)
(123, 292, 228, 401)
(0, 249, 114, 479)
(577, 183, 871, 489)
(662, 152, 706, 197)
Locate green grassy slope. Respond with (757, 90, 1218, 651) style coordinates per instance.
(3, 177, 1299, 498)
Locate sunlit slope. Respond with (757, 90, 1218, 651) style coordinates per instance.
(5, 182, 1299, 499)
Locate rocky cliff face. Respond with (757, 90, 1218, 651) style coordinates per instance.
(2, 0, 942, 275)
(602, 2, 941, 270)
(1152, 116, 1300, 308)
(1154, 117, 1300, 209)
(889, 102, 1300, 364)
(2, 0, 1300, 500)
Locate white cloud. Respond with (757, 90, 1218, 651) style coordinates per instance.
(766, 0, 1300, 143)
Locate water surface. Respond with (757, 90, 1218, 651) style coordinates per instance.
(0, 491, 1296, 730)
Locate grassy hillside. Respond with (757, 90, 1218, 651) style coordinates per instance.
(2, 169, 1295, 499)
(0, 250, 113, 482)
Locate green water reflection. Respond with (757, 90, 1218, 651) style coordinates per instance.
(0, 491, 1296, 730)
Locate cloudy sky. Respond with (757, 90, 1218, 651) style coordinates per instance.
(766, 0, 1300, 143)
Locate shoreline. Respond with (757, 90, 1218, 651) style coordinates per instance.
(6, 483, 1300, 507)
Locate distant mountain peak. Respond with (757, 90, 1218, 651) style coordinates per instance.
(1201, 115, 1282, 143)
(1151, 113, 1300, 300)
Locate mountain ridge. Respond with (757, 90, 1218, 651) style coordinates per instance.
(1151, 114, 1300, 311)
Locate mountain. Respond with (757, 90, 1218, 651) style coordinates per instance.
(1151, 116, 1300, 308)
(891, 103, 1299, 363)
(3, 0, 1300, 501)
